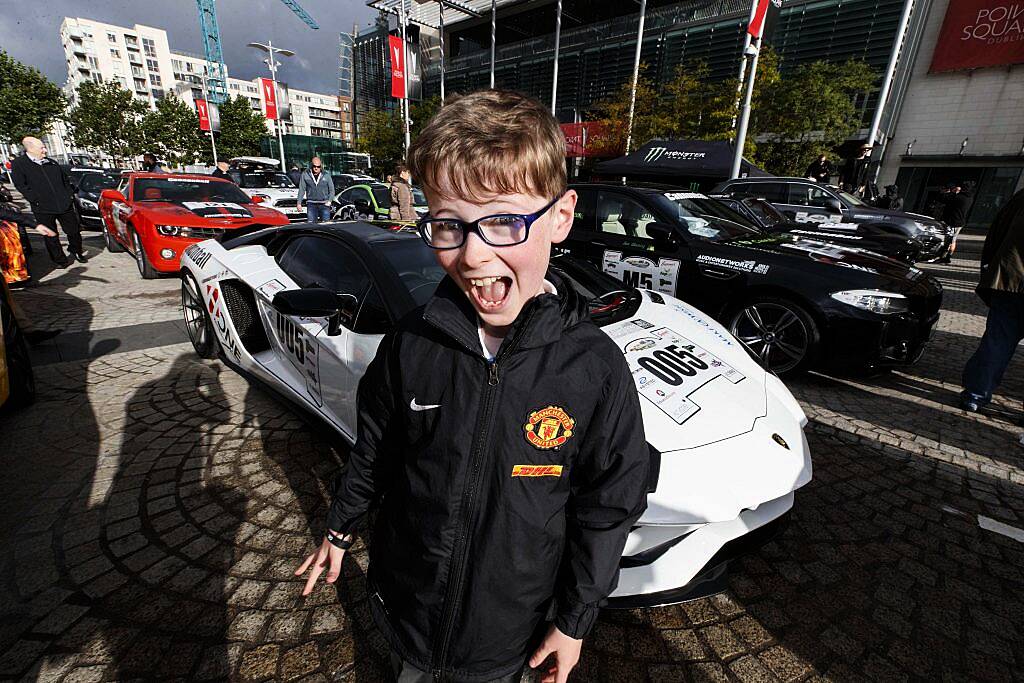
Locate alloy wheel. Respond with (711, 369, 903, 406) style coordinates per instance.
(730, 302, 810, 375)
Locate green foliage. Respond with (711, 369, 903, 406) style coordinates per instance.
(68, 80, 147, 164)
(215, 95, 268, 160)
(354, 97, 443, 174)
(141, 95, 206, 167)
(0, 50, 67, 144)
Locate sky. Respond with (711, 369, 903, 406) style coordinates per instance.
(2, 0, 379, 95)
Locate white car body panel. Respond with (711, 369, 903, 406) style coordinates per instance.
(181, 237, 812, 605)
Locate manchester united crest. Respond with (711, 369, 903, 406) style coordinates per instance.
(524, 405, 575, 450)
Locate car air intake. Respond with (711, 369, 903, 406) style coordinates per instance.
(220, 280, 270, 353)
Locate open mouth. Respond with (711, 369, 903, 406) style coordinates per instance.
(467, 276, 512, 311)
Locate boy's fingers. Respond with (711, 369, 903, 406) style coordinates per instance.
(326, 547, 343, 583)
(529, 644, 552, 669)
(294, 552, 316, 576)
(555, 657, 572, 683)
(301, 552, 327, 595)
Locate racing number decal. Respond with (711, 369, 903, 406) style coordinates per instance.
(205, 284, 241, 362)
(274, 312, 323, 406)
(276, 313, 306, 363)
(637, 344, 709, 385)
(602, 250, 681, 295)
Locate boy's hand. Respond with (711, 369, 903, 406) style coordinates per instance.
(294, 534, 350, 596)
(529, 625, 582, 683)
(35, 224, 57, 237)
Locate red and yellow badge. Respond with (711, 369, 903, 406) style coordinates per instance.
(523, 405, 575, 450)
(511, 464, 563, 477)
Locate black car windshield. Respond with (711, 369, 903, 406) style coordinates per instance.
(78, 174, 119, 192)
(238, 172, 295, 189)
(133, 177, 253, 204)
(371, 187, 390, 207)
(654, 192, 761, 241)
(836, 189, 869, 207)
(373, 239, 446, 306)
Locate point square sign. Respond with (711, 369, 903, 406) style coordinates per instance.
(929, 1, 1024, 73)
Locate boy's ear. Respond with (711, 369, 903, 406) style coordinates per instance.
(549, 190, 577, 244)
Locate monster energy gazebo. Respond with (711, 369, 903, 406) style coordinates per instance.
(595, 140, 770, 190)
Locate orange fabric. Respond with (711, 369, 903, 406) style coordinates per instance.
(0, 221, 29, 284)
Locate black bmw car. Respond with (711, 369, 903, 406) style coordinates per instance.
(73, 170, 120, 229)
(562, 183, 943, 376)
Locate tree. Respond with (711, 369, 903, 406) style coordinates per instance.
(216, 95, 267, 160)
(141, 95, 206, 168)
(0, 50, 67, 144)
(354, 96, 442, 174)
(67, 80, 147, 164)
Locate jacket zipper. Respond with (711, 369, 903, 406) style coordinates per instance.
(430, 312, 534, 680)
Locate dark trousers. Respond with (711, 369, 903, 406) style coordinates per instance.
(962, 290, 1024, 404)
(35, 208, 82, 262)
(389, 654, 525, 683)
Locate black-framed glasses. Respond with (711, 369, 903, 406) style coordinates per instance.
(417, 193, 565, 250)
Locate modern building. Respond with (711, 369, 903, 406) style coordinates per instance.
(353, 13, 400, 138)
(876, 0, 1024, 226)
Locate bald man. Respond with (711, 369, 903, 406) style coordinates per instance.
(10, 137, 85, 266)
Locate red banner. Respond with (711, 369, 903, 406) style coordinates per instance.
(261, 77, 278, 120)
(560, 122, 608, 158)
(389, 35, 406, 99)
(196, 98, 212, 131)
(748, 0, 770, 37)
(930, 1, 1024, 73)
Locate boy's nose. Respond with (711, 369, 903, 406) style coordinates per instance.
(460, 231, 495, 268)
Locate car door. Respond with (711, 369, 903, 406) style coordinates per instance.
(348, 186, 375, 220)
(786, 182, 854, 227)
(110, 177, 133, 245)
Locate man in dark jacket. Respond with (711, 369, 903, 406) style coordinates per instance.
(937, 182, 973, 262)
(805, 154, 833, 184)
(210, 161, 232, 180)
(10, 137, 84, 266)
(960, 187, 1024, 412)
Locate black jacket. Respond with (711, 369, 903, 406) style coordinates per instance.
(327, 273, 649, 680)
(805, 160, 832, 183)
(978, 188, 1024, 301)
(939, 191, 972, 227)
(10, 155, 73, 214)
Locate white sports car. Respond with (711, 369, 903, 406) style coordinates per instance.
(179, 222, 812, 607)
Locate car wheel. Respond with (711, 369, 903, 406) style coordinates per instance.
(3, 325, 36, 410)
(728, 296, 819, 377)
(132, 230, 158, 280)
(105, 226, 124, 253)
(181, 272, 218, 359)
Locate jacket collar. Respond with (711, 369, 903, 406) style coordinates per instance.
(422, 270, 586, 359)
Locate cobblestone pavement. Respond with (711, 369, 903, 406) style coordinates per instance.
(1, 229, 1022, 681)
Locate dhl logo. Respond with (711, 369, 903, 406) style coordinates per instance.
(511, 465, 563, 477)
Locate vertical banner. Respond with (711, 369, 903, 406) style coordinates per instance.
(389, 34, 406, 99)
(196, 98, 212, 131)
(761, 0, 783, 43)
(406, 39, 423, 101)
(261, 77, 278, 120)
(275, 82, 291, 121)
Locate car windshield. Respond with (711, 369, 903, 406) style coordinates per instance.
(837, 189, 868, 207)
(742, 197, 787, 225)
(78, 174, 119, 192)
(371, 187, 390, 207)
(373, 239, 446, 306)
(655, 192, 761, 241)
(238, 172, 295, 189)
(133, 177, 253, 204)
(412, 187, 427, 205)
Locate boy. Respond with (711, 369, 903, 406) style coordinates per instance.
(296, 90, 649, 683)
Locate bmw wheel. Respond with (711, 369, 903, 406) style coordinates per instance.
(728, 297, 819, 377)
(132, 230, 158, 280)
(181, 272, 218, 359)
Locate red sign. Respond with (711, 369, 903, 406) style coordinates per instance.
(748, 0, 771, 37)
(389, 35, 406, 99)
(930, 1, 1024, 73)
(560, 122, 608, 158)
(196, 98, 212, 131)
(261, 77, 278, 120)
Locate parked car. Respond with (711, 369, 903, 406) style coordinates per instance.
(227, 156, 305, 223)
(561, 183, 943, 377)
(712, 177, 953, 261)
(0, 278, 34, 411)
(179, 220, 811, 607)
(331, 173, 377, 190)
(703, 192, 923, 263)
(334, 182, 428, 221)
(73, 170, 121, 228)
(98, 172, 289, 279)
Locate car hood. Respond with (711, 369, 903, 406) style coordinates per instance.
(845, 204, 942, 226)
(134, 201, 288, 226)
(597, 292, 768, 450)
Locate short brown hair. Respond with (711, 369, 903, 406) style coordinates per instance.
(408, 90, 566, 203)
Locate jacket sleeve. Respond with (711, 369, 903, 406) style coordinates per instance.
(10, 160, 35, 206)
(0, 205, 37, 229)
(326, 175, 335, 199)
(325, 330, 400, 535)
(297, 174, 306, 204)
(554, 356, 648, 639)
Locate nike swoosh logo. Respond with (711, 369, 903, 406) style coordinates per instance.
(410, 398, 441, 412)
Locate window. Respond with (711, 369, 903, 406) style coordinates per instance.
(596, 192, 659, 240)
(571, 189, 597, 233)
(110, 48, 120, 58)
(276, 236, 371, 300)
(107, 33, 117, 43)
(353, 285, 390, 334)
(737, 182, 788, 203)
(125, 35, 138, 46)
(789, 184, 834, 208)
(132, 65, 144, 77)
(151, 88, 165, 99)
(149, 74, 162, 86)
(142, 37, 157, 57)
(146, 59, 159, 71)
(91, 73, 103, 83)
(186, 62, 194, 72)
(172, 59, 183, 71)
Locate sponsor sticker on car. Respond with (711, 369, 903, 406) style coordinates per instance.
(695, 254, 770, 274)
(606, 321, 745, 424)
(602, 250, 681, 294)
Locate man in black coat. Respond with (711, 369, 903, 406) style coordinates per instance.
(10, 137, 84, 266)
(936, 181, 973, 262)
(805, 154, 833, 184)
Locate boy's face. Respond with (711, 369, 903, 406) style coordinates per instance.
(427, 178, 577, 333)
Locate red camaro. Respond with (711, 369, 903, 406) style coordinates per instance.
(99, 172, 290, 279)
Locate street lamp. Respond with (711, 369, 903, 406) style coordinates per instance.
(247, 40, 294, 169)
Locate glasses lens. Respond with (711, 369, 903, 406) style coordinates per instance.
(421, 220, 463, 249)
(478, 215, 528, 245)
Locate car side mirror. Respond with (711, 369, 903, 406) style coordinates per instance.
(273, 288, 359, 336)
(645, 222, 678, 247)
(100, 189, 126, 203)
(824, 197, 843, 214)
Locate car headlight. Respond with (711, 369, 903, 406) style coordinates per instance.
(156, 225, 191, 237)
(913, 221, 945, 236)
(831, 289, 910, 315)
(79, 198, 98, 210)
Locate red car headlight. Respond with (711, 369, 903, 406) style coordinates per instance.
(156, 225, 191, 237)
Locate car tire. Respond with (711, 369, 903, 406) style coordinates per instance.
(181, 272, 218, 359)
(132, 229, 158, 280)
(727, 296, 820, 378)
(105, 226, 124, 253)
(3, 323, 36, 411)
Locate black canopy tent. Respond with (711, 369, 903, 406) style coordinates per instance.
(594, 140, 771, 188)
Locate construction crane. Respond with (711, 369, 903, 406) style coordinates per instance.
(195, 0, 318, 103)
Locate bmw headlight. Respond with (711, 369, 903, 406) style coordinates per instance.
(79, 198, 98, 211)
(913, 221, 945, 236)
(156, 225, 191, 237)
(831, 289, 910, 315)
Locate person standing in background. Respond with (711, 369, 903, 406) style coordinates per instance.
(937, 181, 973, 262)
(840, 144, 872, 195)
(141, 153, 164, 173)
(805, 154, 833, 184)
(296, 156, 335, 223)
(211, 161, 232, 181)
(388, 164, 416, 221)
(10, 137, 85, 266)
